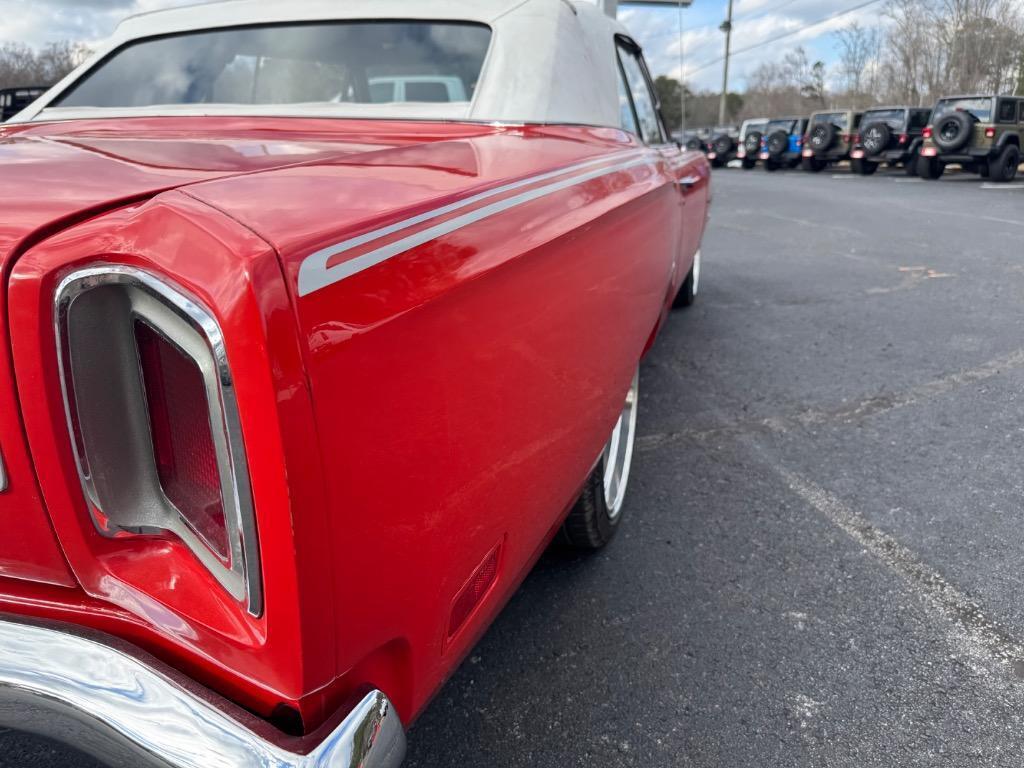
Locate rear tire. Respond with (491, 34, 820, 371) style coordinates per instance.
(673, 249, 700, 309)
(904, 154, 919, 176)
(917, 156, 944, 180)
(742, 158, 757, 170)
(764, 158, 779, 172)
(989, 144, 1020, 183)
(802, 157, 825, 173)
(851, 158, 878, 175)
(562, 371, 639, 551)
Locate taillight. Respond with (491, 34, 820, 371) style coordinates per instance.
(55, 266, 261, 614)
(135, 321, 229, 562)
(899, 134, 909, 144)
(842, 133, 852, 143)
(854, 133, 862, 144)
(923, 126, 933, 139)
(985, 126, 996, 138)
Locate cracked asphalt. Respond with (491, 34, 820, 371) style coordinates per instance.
(9, 166, 1024, 766)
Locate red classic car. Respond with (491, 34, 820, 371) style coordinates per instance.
(0, 1, 709, 765)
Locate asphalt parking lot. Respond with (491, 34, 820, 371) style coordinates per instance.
(7, 165, 1024, 766)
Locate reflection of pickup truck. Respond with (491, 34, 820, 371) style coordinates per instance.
(368, 75, 468, 103)
(0, 86, 48, 122)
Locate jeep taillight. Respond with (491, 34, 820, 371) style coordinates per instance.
(854, 133, 862, 144)
(899, 134, 908, 144)
(985, 127, 996, 138)
(923, 126, 933, 139)
(55, 266, 261, 614)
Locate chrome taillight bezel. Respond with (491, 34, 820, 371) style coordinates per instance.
(54, 265, 262, 616)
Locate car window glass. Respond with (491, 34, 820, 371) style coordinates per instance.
(863, 109, 905, 129)
(54, 21, 491, 110)
(617, 43, 664, 144)
(910, 110, 930, 129)
(766, 119, 796, 134)
(813, 112, 848, 130)
(998, 99, 1016, 122)
(616, 61, 640, 136)
(933, 97, 993, 122)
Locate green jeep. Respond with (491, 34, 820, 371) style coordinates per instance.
(802, 109, 863, 172)
(918, 95, 1023, 182)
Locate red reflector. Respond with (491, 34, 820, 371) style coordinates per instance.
(448, 544, 501, 640)
(985, 127, 996, 138)
(923, 126, 933, 139)
(899, 134, 909, 144)
(135, 321, 228, 562)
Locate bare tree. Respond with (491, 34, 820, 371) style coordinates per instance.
(0, 41, 89, 90)
(835, 22, 880, 99)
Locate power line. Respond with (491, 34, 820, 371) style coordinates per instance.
(686, 0, 886, 76)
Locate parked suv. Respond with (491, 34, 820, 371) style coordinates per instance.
(706, 125, 740, 168)
(918, 95, 1023, 182)
(851, 106, 932, 175)
(802, 109, 863, 172)
(735, 118, 768, 169)
(759, 117, 809, 171)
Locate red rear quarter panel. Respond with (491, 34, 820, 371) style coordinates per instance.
(187, 123, 685, 722)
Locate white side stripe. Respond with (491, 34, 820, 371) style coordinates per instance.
(297, 153, 652, 296)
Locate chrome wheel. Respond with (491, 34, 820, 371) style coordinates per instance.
(602, 371, 639, 520)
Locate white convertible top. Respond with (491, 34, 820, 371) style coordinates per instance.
(17, 0, 635, 128)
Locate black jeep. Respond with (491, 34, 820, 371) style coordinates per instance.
(0, 86, 48, 122)
(851, 106, 932, 176)
(706, 126, 740, 168)
(802, 109, 863, 172)
(918, 95, 1023, 182)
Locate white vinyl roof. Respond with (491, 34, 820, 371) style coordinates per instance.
(17, 0, 635, 128)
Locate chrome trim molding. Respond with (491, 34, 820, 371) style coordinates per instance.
(0, 617, 406, 768)
(54, 265, 263, 616)
(297, 151, 653, 297)
(0, 449, 6, 493)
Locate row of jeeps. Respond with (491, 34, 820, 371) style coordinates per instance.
(720, 94, 1023, 182)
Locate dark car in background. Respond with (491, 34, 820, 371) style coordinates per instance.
(706, 125, 740, 168)
(0, 86, 48, 122)
(802, 109, 863, 172)
(918, 94, 1023, 182)
(759, 117, 808, 171)
(851, 106, 932, 175)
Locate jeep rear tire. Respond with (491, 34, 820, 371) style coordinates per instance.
(917, 156, 944, 180)
(764, 158, 779, 172)
(741, 157, 757, 170)
(851, 158, 878, 175)
(713, 134, 735, 156)
(802, 157, 826, 173)
(766, 130, 789, 157)
(989, 144, 1020, 183)
(904, 152, 919, 176)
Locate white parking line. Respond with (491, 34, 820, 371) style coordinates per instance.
(980, 183, 1024, 190)
(893, 178, 923, 183)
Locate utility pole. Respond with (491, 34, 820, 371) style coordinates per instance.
(718, 0, 734, 126)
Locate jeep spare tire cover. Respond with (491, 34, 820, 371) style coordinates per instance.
(809, 123, 837, 151)
(744, 131, 763, 154)
(685, 137, 703, 151)
(933, 111, 973, 151)
(713, 134, 735, 155)
(861, 122, 891, 154)
(767, 130, 789, 157)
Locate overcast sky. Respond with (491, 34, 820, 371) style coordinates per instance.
(0, 0, 889, 91)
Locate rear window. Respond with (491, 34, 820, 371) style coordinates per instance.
(54, 21, 491, 110)
(933, 97, 993, 122)
(812, 112, 849, 129)
(765, 119, 797, 134)
(862, 109, 906, 129)
(741, 120, 767, 137)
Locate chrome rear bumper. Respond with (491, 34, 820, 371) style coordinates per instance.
(0, 616, 406, 767)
